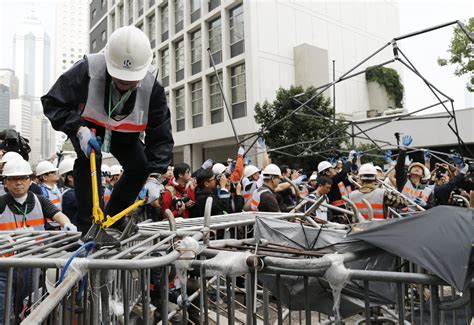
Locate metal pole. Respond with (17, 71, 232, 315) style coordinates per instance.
(332, 59, 336, 124)
(207, 48, 240, 145)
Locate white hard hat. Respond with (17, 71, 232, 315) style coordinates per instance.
(243, 165, 260, 179)
(317, 161, 333, 173)
(36, 161, 58, 176)
(101, 164, 111, 175)
(110, 164, 123, 176)
(104, 26, 153, 81)
(358, 163, 377, 180)
(0, 151, 23, 164)
(309, 174, 317, 181)
(262, 164, 282, 177)
(2, 158, 33, 177)
(212, 163, 226, 175)
(58, 158, 75, 176)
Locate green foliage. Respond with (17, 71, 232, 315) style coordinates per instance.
(355, 143, 385, 167)
(365, 66, 404, 107)
(254, 86, 348, 173)
(438, 17, 474, 92)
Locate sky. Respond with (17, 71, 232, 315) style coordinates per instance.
(397, 0, 474, 113)
(0, 0, 473, 112)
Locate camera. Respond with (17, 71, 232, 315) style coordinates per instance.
(173, 196, 190, 209)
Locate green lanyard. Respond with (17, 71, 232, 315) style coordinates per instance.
(108, 81, 132, 118)
(13, 204, 28, 229)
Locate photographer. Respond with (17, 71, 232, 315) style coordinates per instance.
(161, 163, 196, 219)
(190, 169, 231, 217)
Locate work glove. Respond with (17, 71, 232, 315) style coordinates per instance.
(256, 137, 266, 151)
(327, 157, 337, 166)
(63, 222, 78, 232)
(348, 150, 357, 162)
(139, 177, 163, 204)
(413, 196, 427, 207)
(340, 156, 348, 164)
(451, 152, 464, 167)
(405, 156, 413, 167)
(238, 146, 245, 156)
(77, 126, 101, 158)
(384, 150, 393, 163)
(423, 149, 431, 161)
(201, 159, 214, 170)
(401, 135, 413, 147)
(244, 157, 251, 165)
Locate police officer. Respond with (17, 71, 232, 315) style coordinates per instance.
(42, 26, 173, 233)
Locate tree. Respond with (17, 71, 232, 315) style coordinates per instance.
(254, 86, 348, 173)
(438, 17, 474, 92)
(355, 143, 385, 167)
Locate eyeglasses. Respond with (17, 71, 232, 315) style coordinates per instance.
(6, 176, 30, 182)
(207, 177, 216, 182)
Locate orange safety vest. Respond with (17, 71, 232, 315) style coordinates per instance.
(0, 195, 46, 231)
(331, 182, 351, 207)
(402, 180, 432, 203)
(250, 187, 272, 211)
(349, 187, 385, 220)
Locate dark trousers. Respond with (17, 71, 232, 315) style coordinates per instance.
(73, 136, 149, 234)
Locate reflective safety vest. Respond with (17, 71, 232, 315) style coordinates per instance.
(0, 195, 46, 231)
(331, 182, 351, 207)
(41, 184, 62, 210)
(243, 181, 258, 201)
(250, 187, 272, 211)
(349, 187, 385, 220)
(402, 180, 432, 203)
(79, 53, 155, 132)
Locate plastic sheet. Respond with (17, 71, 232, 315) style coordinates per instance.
(202, 251, 252, 277)
(323, 253, 351, 322)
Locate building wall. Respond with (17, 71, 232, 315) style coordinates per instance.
(0, 85, 10, 130)
(92, 0, 400, 169)
(55, 0, 89, 78)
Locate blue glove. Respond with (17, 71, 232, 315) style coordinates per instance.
(401, 135, 413, 147)
(423, 149, 431, 160)
(230, 161, 236, 173)
(413, 196, 426, 207)
(451, 152, 463, 166)
(201, 159, 214, 170)
(256, 137, 266, 151)
(327, 157, 337, 166)
(351, 161, 358, 173)
(139, 178, 163, 204)
(384, 150, 393, 163)
(348, 150, 357, 161)
(77, 126, 101, 158)
(340, 156, 348, 164)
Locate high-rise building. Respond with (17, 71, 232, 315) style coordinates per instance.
(0, 85, 10, 130)
(9, 98, 32, 139)
(55, 0, 90, 78)
(13, 12, 51, 100)
(0, 69, 19, 99)
(91, 0, 400, 169)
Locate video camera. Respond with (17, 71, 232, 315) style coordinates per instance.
(0, 129, 31, 161)
(173, 195, 190, 209)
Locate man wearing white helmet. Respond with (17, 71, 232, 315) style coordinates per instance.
(0, 158, 76, 318)
(36, 161, 62, 211)
(0, 152, 43, 197)
(42, 26, 173, 233)
(59, 158, 77, 225)
(104, 164, 123, 206)
(395, 135, 434, 209)
(349, 163, 406, 220)
(247, 164, 281, 212)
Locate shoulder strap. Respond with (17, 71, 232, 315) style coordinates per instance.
(165, 185, 177, 199)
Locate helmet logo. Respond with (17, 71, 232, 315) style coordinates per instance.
(123, 59, 132, 69)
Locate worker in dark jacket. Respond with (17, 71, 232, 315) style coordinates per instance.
(190, 169, 230, 217)
(42, 26, 173, 233)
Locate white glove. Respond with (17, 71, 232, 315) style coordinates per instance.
(201, 159, 214, 170)
(76, 126, 101, 157)
(139, 177, 163, 204)
(63, 222, 78, 232)
(238, 146, 245, 156)
(348, 150, 357, 161)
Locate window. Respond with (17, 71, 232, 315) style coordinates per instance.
(161, 4, 169, 41)
(118, 4, 123, 27)
(229, 4, 244, 57)
(190, 29, 201, 74)
(208, 0, 220, 12)
(137, 22, 143, 31)
(101, 0, 106, 8)
(209, 73, 223, 124)
(92, 39, 97, 50)
(92, 8, 96, 19)
(174, 0, 183, 32)
(175, 88, 185, 132)
(148, 14, 156, 46)
(175, 39, 184, 81)
(191, 81, 203, 128)
(161, 48, 169, 77)
(138, 0, 144, 16)
(128, 0, 133, 23)
(230, 64, 246, 118)
(190, 0, 200, 22)
(101, 30, 106, 41)
(111, 11, 115, 29)
(208, 18, 222, 64)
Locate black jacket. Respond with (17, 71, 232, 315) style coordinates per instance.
(41, 55, 174, 174)
(190, 188, 230, 218)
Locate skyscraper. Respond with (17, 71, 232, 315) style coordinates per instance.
(55, 0, 89, 78)
(0, 85, 10, 130)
